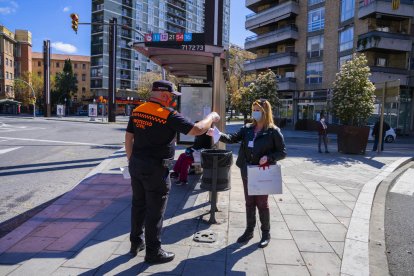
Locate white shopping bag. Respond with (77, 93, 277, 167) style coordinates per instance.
(192, 150, 201, 163)
(120, 166, 131, 179)
(247, 164, 283, 195)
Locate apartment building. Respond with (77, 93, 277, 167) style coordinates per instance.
(90, 0, 230, 98)
(244, 0, 414, 134)
(0, 26, 32, 99)
(32, 53, 91, 103)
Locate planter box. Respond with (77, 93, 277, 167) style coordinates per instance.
(337, 125, 370, 154)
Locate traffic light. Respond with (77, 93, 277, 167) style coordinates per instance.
(70, 13, 79, 34)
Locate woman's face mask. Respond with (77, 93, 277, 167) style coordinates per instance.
(252, 111, 262, 121)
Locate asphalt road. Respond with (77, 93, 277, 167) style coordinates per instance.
(385, 164, 414, 276)
(0, 117, 125, 234)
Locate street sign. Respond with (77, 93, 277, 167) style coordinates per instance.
(144, 33, 205, 51)
(88, 104, 97, 117)
(57, 105, 64, 117)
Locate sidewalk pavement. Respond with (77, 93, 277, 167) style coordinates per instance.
(0, 143, 412, 275)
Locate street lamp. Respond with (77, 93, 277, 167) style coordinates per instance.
(64, 98, 67, 117)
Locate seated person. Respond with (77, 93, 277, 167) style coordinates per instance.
(171, 130, 212, 185)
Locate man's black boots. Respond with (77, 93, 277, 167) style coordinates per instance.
(237, 207, 256, 243)
(258, 208, 271, 248)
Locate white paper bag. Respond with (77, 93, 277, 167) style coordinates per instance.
(192, 150, 201, 163)
(247, 164, 283, 195)
(120, 166, 131, 179)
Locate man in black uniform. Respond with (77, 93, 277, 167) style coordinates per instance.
(125, 80, 220, 264)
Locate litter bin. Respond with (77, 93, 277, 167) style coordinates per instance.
(200, 149, 233, 191)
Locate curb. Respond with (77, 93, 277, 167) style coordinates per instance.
(0, 148, 124, 255)
(340, 156, 413, 276)
(369, 161, 413, 276)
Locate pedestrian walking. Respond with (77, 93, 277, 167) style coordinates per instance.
(125, 80, 220, 264)
(318, 114, 329, 153)
(208, 99, 286, 248)
(372, 119, 390, 151)
(170, 129, 211, 185)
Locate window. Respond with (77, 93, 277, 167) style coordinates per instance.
(6, 72, 9, 79)
(306, 62, 323, 84)
(82, 64, 86, 69)
(82, 87, 86, 93)
(74, 63, 78, 69)
(339, 54, 352, 68)
(307, 35, 324, 57)
(82, 74, 86, 81)
(308, 7, 325, 32)
(10, 73, 12, 79)
(6, 58, 8, 66)
(339, 26, 354, 52)
(308, 0, 324, 5)
(38, 72, 42, 77)
(56, 62, 60, 68)
(341, 0, 355, 22)
(376, 58, 387, 67)
(74, 73, 78, 80)
(38, 61, 41, 67)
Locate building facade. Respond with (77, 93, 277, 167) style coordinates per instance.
(244, 0, 414, 134)
(90, 0, 230, 99)
(32, 53, 92, 103)
(0, 26, 32, 99)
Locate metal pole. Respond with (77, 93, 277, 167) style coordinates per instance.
(43, 40, 51, 117)
(378, 81, 386, 154)
(208, 155, 218, 224)
(108, 18, 117, 123)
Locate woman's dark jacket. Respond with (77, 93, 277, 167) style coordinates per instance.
(219, 123, 287, 177)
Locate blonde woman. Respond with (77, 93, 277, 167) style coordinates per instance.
(208, 99, 286, 248)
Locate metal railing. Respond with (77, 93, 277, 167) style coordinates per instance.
(245, 52, 297, 64)
(245, 24, 298, 42)
(246, 0, 298, 19)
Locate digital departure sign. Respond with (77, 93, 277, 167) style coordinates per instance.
(144, 33, 205, 51)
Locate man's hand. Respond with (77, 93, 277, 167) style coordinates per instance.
(207, 128, 214, 136)
(209, 112, 220, 123)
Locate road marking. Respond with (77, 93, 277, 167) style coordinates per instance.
(0, 147, 22, 155)
(390, 168, 414, 196)
(0, 136, 121, 148)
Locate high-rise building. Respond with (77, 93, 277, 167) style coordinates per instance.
(90, 0, 230, 98)
(244, 0, 414, 134)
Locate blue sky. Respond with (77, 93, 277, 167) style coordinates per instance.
(0, 0, 251, 55)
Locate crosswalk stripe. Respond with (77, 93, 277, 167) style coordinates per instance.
(0, 147, 22, 155)
(0, 136, 121, 148)
(390, 168, 414, 196)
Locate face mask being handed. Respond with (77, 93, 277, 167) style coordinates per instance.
(252, 111, 262, 122)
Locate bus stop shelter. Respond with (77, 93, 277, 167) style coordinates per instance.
(132, 42, 228, 144)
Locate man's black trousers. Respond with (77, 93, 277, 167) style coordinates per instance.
(129, 157, 171, 253)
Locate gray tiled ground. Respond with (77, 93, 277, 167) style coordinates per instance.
(0, 143, 408, 276)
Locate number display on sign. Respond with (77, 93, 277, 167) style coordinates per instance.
(181, 45, 205, 51)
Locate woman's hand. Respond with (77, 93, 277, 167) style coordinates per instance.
(259, 155, 268, 165)
(207, 128, 214, 136)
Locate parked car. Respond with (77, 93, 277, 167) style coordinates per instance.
(368, 125, 396, 143)
(77, 110, 88, 116)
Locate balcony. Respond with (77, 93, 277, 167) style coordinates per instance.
(244, 52, 298, 71)
(245, 0, 299, 30)
(358, 0, 414, 19)
(246, 0, 274, 11)
(277, 77, 297, 91)
(166, 0, 186, 11)
(369, 66, 409, 84)
(245, 25, 298, 50)
(357, 31, 412, 52)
